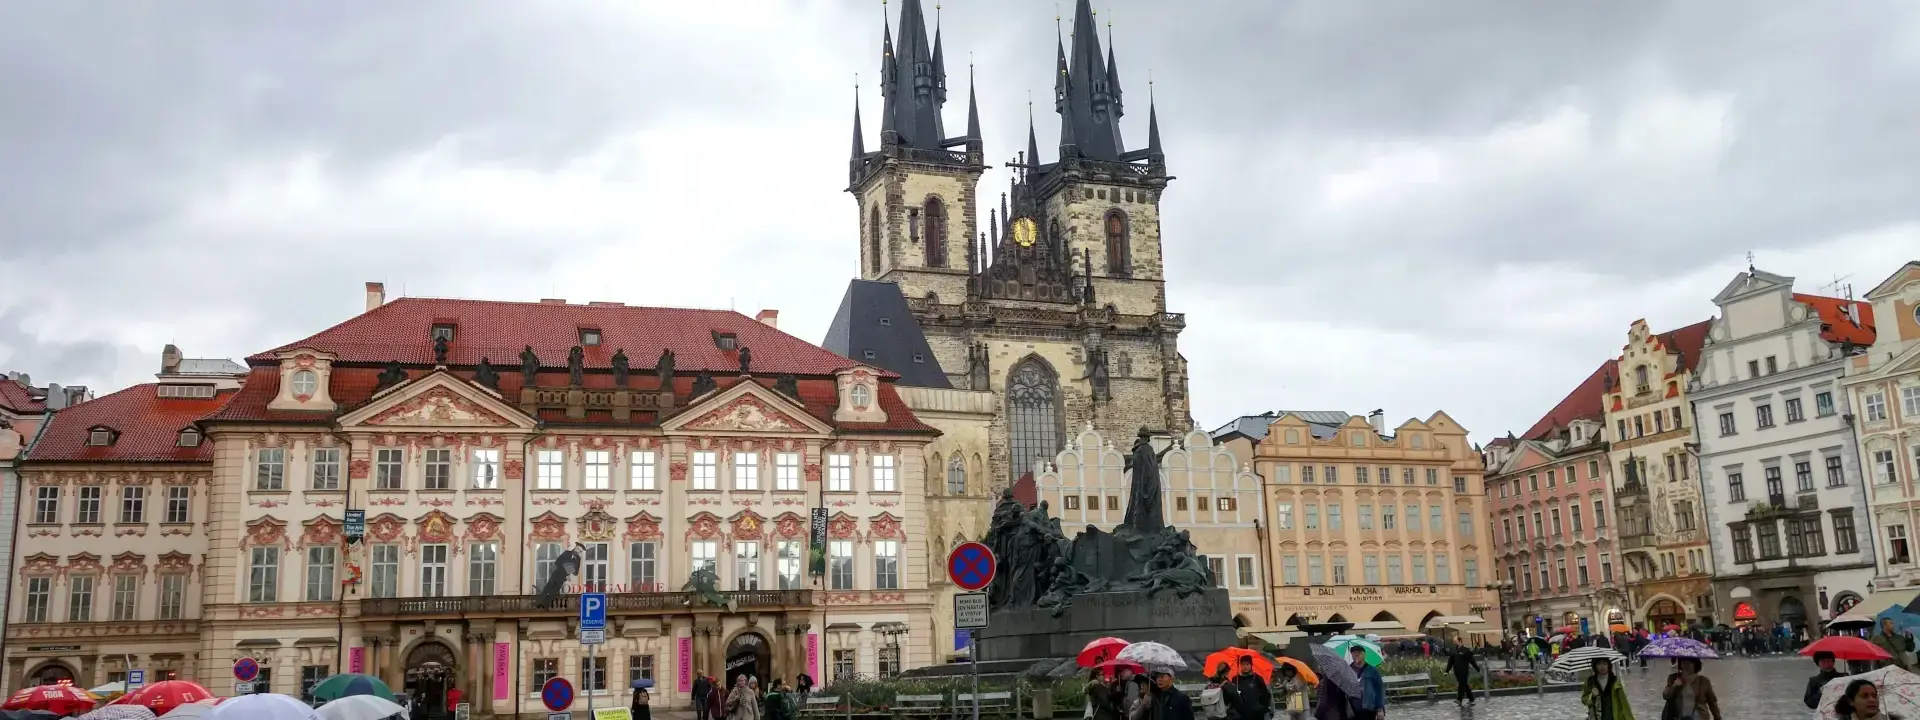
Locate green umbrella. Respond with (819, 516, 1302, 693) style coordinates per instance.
(309, 673, 397, 702)
(1326, 639, 1384, 666)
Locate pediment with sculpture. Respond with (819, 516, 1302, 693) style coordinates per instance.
(340, 373, 536, 430)
(665, 381, 831, 435)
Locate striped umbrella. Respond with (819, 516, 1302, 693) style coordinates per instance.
(308, 674, 396, 703)
(1548, 646, 1627, 673)
(76, 706, 157, 720)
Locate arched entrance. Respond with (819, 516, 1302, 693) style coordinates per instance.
(725, 632, 772, 690)
(1371, 611, 1398, 624)
(1326, 614, 1348, 623)
(1283, 614, 1306, 628)
(404, 641, 458, 719)
(1646, 597, 1685, 629)
(1779, 596, 1809, 631)
(1420, 611, 1444, 633)
(25, 662, 74, 686)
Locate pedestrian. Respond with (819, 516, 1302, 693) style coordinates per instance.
(1231, 658, 1270, 720)
(1147, 668, 1196, 720)
(1086, 669, 1119, 720)
(726, 674, 759, 720)
(1275, 665, 1309, 720)
(1312, 672, 1349, 720)
(1658, 658, 1720, 720)
(1347, 646, 1384, 720)
(1580, 657, 1632, 720)
(796, 672, 813, 700)
(1198, 673, 1231, 720)
(1835, 678, 1896, 720)
(693, 674, 714, 720)
(1806, 651, 1845, 710)
(1128, 674, 1154, 720)
(1113, 667, 1145, 720)
(763, 678, 794, 720)
(1442, 645, 1478, 707)
(1875, 618, 1913, 671)
(632, 688, 653, 720)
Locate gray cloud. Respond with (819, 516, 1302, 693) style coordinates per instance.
(0, 1, 1914, 442)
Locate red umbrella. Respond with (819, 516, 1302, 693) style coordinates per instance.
(113, 680, 213, 713)
(1095, 659, 1147, 678)
(4, 683, 99, 716)
(1801, 635, 1894, 661)
(1662, 624, 1682, 632)
(1554, 626, 1578, 635)
(1078, 637, 1130, 668)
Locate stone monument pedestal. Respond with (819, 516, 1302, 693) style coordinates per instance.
(975, 587, 1238, 662)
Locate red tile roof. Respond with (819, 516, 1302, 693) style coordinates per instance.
(27, 384, 232, 463)
(0, 377, 43, 413)
(1011, 472, 1037, 509)
(204, 366, 937, 434)
(1661, 320, 1713, 373)
(1521, 361, 1612, 441)
(259, 297, 889, 378)
(1793, 293, 1877, 347)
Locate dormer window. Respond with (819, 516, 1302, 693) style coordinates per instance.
(87, 428, 116, 446)
(879, 317, 892, 327)
(850, 384, 871, 408)
(712, 332, 737, 351)
(290, 370, 319, 397)
(580, 329, 602, 346)
(431, 324, 456, 343)
(176, 428, 202, 448)
(912, 353, 925, 363)
(863, 350, 877, 360)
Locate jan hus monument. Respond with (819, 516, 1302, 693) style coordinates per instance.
(974, 428, 1237, 661)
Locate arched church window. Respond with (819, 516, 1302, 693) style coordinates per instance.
(1105, 210, 1131, 277)
(868, 206, 883, 276)
(1007, 359, 1063, 483)
(923, 197, 948, 268)
(948, 455, 967, 495)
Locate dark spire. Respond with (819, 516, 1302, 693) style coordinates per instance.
(965, 63, 981, 142)
(1105, 20, 1124, 118)
(931, 5, 948, 104)
(1145, 81, 1163, 163)
(879, 0, 946, 150)
(1050, 0, 1125, 161)
(1027, 103, 1043, 170)
(878, 12, 898, 141)
(851, 81, 867, 159)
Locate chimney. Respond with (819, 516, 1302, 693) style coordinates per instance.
(45, 383, 66, 410)
(365, 282, 386, 312)
(1368, 408, 1385, 436)
(540, 298, 567, 305)
(755, 309, 780, 329)
(587, 301, 625, 308)
(161, 344, 183, 374)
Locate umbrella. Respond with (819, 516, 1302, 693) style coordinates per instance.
(1801, 635, 1893, 661)
(90, 683, 128, 697)
(0, 711, 58, 720)
(1609, 623, 1631, 633)
(1326, 638, 1383, 666)
(1548, 633, 1568, 643)
(308, 674, 397, 703)
(1553, 626, 1578, 635)
(1829, 612, 1878, 630)
(1308, 644, 1362, 697)
(315, 696, 407, 720)
(1202, 648, 1274, 682)
(4, 684, 101, 716)
(1078, 637, 1131, 668)
(204, 694, 318, 720)
(76, 707, 157, 720)
(1547, 647, 1627, 674)
(115, 682, 213, 714)
(158, 703, 214, 720)
(631, 679, 656, 690)
(1095, 659, 1147, 678)
(1816, 666, 1920, 720)
(1115, 642, 1185, 674)
(1638, 636, 1719, 659)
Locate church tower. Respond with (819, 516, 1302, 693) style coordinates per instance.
(848, 0, 986, 307)
(838, 0, 1190, 491)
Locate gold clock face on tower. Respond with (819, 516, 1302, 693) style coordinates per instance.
(1011, 217, 1038, 247)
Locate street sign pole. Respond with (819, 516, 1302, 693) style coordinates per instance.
(587, 641, 597, 716)
(969, 632, 980, 720)
(581, 591, 608, 717)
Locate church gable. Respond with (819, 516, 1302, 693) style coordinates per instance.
(338, 372, 534, 430)
(662, 380, 831, 435)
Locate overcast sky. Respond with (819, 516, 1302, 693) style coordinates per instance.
(3, 1, 1917, 444)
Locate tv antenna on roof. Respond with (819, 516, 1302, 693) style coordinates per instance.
(1819, 274, 1855, 302)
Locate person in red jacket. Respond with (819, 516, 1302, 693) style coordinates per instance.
(446, 687, 463, 712)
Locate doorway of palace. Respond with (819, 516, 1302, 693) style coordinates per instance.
(26, 662, 74, 686)
(404, 641, 458, 720)
(1646, 598, 1685, 630)
(725, 632, 772, 690)
(1779, 596, 1809, 630)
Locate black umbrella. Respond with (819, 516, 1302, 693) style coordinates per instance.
(1309, 643, 1362, 697)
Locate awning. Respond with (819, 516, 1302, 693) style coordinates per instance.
(1423, 615, 1486, 628)
(1851, 592, 1911, 618)
(1244, 631, 1301, 646)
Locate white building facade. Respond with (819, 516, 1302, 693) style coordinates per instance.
(1842, 263, 1920, 593)
(1692, 269, 1877, 628)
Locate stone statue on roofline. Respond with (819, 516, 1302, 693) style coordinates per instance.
(655, 348, 677, 389)
(611, 349, 630, 387)
(520, 346, 540, 383)
(738, 345, 753, 375)
(567, 346, 585, 386)
(473, 358, 500, 391)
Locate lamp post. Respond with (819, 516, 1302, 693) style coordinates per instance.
(879, 625, 907, 678)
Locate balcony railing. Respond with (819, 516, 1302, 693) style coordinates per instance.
(360, 590, 810, 618)
(1621, 535, 1654, 550)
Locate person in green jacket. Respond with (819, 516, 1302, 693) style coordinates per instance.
(1581, 657, 1633, 720)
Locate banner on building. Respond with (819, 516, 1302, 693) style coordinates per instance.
(806, 633, 820, 681)
(809, 508, 828, 576)
(349, 647, 366, 674)
(678, 637, 694, 693)
(494, 642, 511, 700)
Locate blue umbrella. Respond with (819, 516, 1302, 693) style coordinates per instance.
(630, 679, 655, 690)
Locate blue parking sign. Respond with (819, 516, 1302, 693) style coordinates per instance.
(580, 592, 607, 631)
(128, 669, 146, 688)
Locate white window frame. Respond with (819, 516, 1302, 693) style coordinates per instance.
(1235, 555, 1257, 588)
(584, 450, 611, 490)
(111, 574, 139, 621)
(1866, 392, 1888, 422)
(582, 543, 609, 592)
(469, 542, 498, 596)
(733, 452, 760, 491)
(872, 455, 897, 492)
(734, 542, 760, 590)
(370, 544, 400, 599)
(775, 452, 802, 491)
(472, 449, 501, 489)
(874, 540, 900, 589)
(629, 451, 657, 491)
(24, 577, 50, 623)
(157, 574, 185, 620)
(256, 447, 286, 490)
(690, 541, 717, 578)
(68, 575, 94, 622)
(249, 547, 280, 603)
(829, 540, 855, 590)
(119, 486, 145, 524)
(827, 453, 853, 492)
(165, 486, 191, 524)
(533, 542, 563, 589)
(423, 448, 452, 490)
(420, 544, 449, 597)
(311, 447, 341, 490)
(692, 451, 718, 491)
(537, 449, 566, 490)
(33, 486, 59, 524)
(306, 546, 336, 602)
(777, 540, 802, 590)
(375, 448, 404, 490)
(76, 486, 101, 524)
(630, 542, 657, 591)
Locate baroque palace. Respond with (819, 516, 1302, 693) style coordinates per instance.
(5, 289, 943, 717)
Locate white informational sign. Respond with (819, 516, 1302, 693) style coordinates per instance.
(580, 628, 606, 645)
(550, 713, 573, 720)
(234, 682, 254, 695)
(127, 669, 146, 688)
(455, 702, 471, 720)
(954, 591, 989, 630)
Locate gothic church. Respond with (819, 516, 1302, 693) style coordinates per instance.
(824, 0, 1193, 494)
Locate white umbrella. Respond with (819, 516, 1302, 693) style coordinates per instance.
(1817, 666, 1920, 720)
(158, 703, 214, 720)
(315, 695, 406, 720)
(1115, 641, 1186, 674)
(1547, 646, 1627, 674)
(75, 706, 157, 720)
(204, 694, 318, 720)
(89, 682, 128, 696)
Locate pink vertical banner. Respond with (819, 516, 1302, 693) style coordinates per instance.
(806, 633, 820, 680)
(493, 643, 511, 701)
(348, 647, 365, 674)
(678, 637, 694, 693)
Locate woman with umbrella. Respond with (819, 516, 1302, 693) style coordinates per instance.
(1659, 658, 1720, 720)
(1276, 664, 1311, 720)
(1580, 656, 1633, 720)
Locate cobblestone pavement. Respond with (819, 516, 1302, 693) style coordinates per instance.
(1387, 655, 1819, 719)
